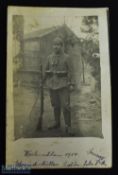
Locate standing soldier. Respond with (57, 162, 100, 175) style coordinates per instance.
(44, 37, 75, 135)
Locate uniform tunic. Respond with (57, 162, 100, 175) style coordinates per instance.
(45, 52, 74, 90)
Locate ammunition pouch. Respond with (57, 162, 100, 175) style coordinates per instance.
(55, 71, 68, 77)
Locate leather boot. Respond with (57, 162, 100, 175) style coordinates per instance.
(48, 107, 61, 129)
(63, 109, 75, 136)
(63, 108, 71, 128)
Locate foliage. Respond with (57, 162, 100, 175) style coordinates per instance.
(81, 16, 98, 33)
(13, 15, 24, 85)
(81, 16, 100, 90)
(13, 15, 24, 41)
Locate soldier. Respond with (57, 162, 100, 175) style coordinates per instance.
(44, 37, 75, 135)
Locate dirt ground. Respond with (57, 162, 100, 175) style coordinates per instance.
(14, 75, 103, 139)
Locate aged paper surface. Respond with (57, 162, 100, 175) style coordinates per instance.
(6, 7, 111, 169)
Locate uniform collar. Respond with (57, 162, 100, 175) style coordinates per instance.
(53, 51, 64, 57)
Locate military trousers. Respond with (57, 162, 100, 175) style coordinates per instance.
(49, 87, 71, 127)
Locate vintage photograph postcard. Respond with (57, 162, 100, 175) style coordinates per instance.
(6, 7, 111, 169)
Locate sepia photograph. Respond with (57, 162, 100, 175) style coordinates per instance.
(6, 7, 111, 168)
(13, 12, 102, 139)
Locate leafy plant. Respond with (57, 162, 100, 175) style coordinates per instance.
(80, 16, 100, 90)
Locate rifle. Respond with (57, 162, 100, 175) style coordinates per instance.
(29, 62, 44, 131)
(36, 63, 44, 130)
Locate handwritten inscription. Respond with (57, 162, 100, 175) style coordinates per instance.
(18, 148, 107, 168)
(24, 150, 62, 157)
(64, 161, 80, 168)
(87, 148, 105, 160)
(24, 150, 78, 158)
(84, 147, 106, 167)
(15, 160, 59, 167)
(83, 159, 106, 167)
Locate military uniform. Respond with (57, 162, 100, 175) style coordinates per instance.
(44, 51, 74, 130)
